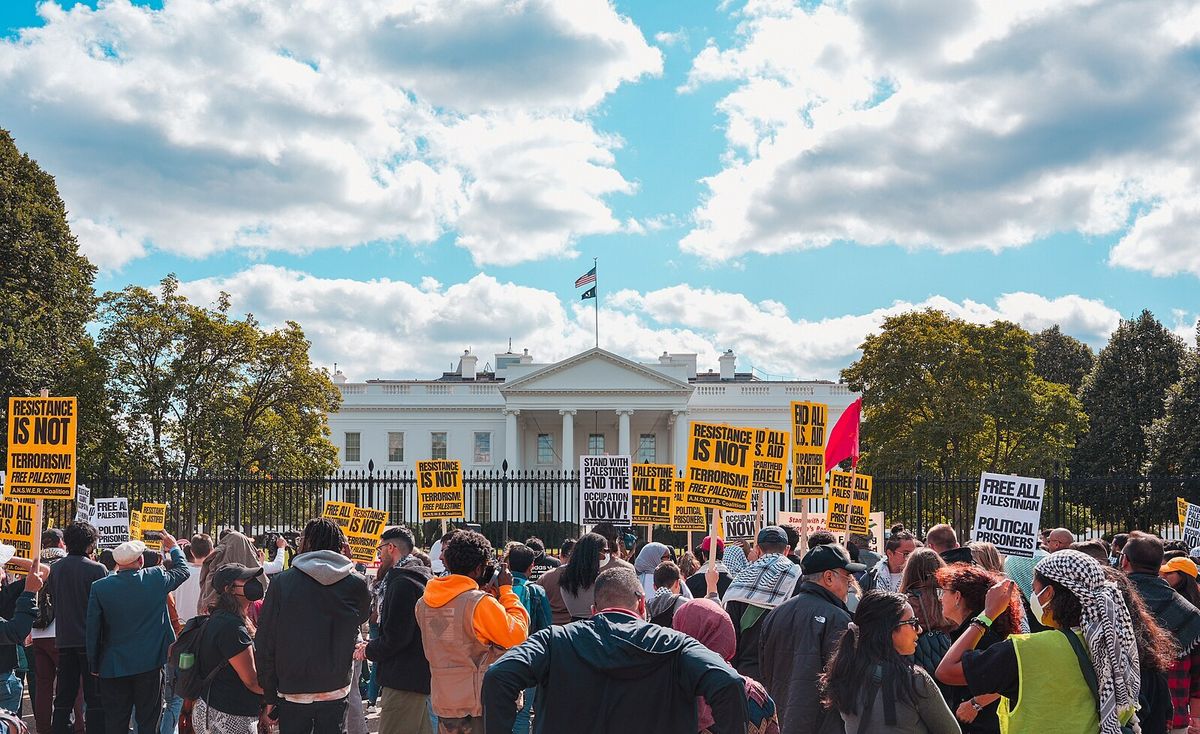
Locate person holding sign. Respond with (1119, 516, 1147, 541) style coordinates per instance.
(722, 527, 802, 680)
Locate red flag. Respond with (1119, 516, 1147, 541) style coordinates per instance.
(824, 397, 862, 470)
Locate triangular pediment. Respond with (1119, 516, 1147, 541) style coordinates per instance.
(500, 348, 693, 394)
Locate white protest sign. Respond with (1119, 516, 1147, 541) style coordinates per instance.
(93, 497, 130, 549)
(580, 455, 632, 527)
(74, 484, 91, 522)
(722, 511, 757, 541)
(778, 511, 828, 538)
(1185, 504, 1200, 549)
(971, 472, 1044, 558)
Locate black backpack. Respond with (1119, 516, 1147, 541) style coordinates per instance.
(169, 616, 228, 700)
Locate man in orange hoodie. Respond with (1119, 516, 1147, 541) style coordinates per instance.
(416, 530, 528, 734)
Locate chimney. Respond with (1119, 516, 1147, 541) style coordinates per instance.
(460, 349, 478, 380)
(519, 348, 533, 365)
(331, 363, 347, 385)
(719, 349, 736, 380)
(659, 351, 671, 364)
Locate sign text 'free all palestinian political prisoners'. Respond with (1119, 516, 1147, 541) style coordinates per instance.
(971, 472, 1045, 558)
(6, 397, 78, 500)
(827, 471, 871, 535)
(417, 460, 464, 520)
(631, 464, 674, 525)
(670, 479, 707, 532)
(581, 455, 632, 526)
(94, 497, 130, 549)
(791, 402, 827, 498)
(684, 422, 754, 512)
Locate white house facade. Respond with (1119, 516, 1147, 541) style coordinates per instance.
(328, 347, 860, 479)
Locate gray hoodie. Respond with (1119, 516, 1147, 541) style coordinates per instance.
(292, 549, 354, 586)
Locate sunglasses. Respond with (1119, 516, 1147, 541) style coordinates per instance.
(896, 618, 922, 632)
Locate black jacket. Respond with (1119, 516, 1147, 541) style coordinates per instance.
(45, 554, 107, 648)
(759, 581, 852, 734)
(255, 551, 371, 702)
(1130, 572, 1200, 654)
(364, 563, 433, 694)
(0, 581, 36, 674)
(482, 611, 747, 733)
(685, 569, 732, 600)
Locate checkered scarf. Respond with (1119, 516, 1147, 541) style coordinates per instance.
(722, 553, 800, 610)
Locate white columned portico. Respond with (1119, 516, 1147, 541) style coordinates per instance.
(559, 409, 576, 472)
(504, 408, 521, 470)
(673, 409, 689, 469)
(617, 409, 633, 455)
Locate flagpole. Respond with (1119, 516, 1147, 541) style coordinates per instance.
(593, 256, 598, 349)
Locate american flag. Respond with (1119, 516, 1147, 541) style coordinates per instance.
(574, 266, 596, 288)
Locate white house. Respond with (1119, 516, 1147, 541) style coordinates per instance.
(328, 346, 860, 478)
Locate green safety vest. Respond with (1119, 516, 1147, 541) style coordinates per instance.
(999, 630, 1100, 734)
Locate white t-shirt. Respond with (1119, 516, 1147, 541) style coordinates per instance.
(430, 540, 444, 574)
(172, 562, 205, 621)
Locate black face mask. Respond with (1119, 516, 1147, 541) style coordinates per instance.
(241, 578, 265, 602)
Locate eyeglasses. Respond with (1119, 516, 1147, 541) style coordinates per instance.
(896, 618, 922, 632)
(935, 587, 946, 600)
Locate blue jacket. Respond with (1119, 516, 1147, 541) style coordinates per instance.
(86, 546, 190, 677)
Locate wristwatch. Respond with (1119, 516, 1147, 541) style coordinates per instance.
(970, 698, 984, 712)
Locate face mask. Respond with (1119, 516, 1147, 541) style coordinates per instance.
(241, 578, 265, 602)
(1030, 585, 1051, 625)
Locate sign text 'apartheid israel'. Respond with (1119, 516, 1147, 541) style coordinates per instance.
(670, 479, 707, 532)
(581, 455, 632, 526)
(971, 472, 1044, 558)
(631, 464, 674, 524)
(790, 402, 827, 498)
(827, 471, 871, 534)
(684, 422, 754, 511)
(6, 397, 78, 500)
(417, 460, 464, 520)
(752, 429, 788, 493)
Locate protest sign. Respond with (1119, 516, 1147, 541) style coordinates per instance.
(141, 503, 167, 531)
(129, 511, 141, 544)
(670, 479, 707, 532)
(778, 511, 828, 538)
(790, 402, 828, 498)
(6, 397, 77, 500)
(94, 498, 130, 549)
(722, 511, 757, 541)
(346, 506, 388, 564)
(417, 460, 465, 520)
(752, 429, 788, 493)
(0, 500, 35, 574)
(323, 500, 355, 529)
(1185, 504, 1200, 549)
(631, 464, 674, 525)
(827, 471, 871, 534)
(683, 422, 754, 511)
(1179, 497, 1189, 527)
(869, 512, 885, 555)
(971, 472, 1044, 558)
(580, 455, 632, 526)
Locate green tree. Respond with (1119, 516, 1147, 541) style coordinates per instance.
(1145, 324, 1200, 475)
(0, 129, 106, 468)
(1072, 310, 1185, 476)
(1030, 325, 1095, 394)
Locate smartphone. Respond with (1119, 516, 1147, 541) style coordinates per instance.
(144, 531, 163, 541)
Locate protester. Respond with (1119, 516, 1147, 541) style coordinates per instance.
(260, 535, 290, 576)
(1071, 539, 1111, 565)
(1112, 534, 1130, 565)
(854, 530, 883, 573)
(503, 542, 552, 734)
(678, 551, 700, 580)
(822, 590, 959, 733)
(938, 550, 1140, 734)
(1120, 532, 1200, 734)
(359, 526, 433, 734)
(646, 561, 688, 628)
(1043, 527, 1075, 553)
(0, 542, 41, 716)
(1103, 566, 1175, 734)
(899, 548, 954, 681)
(416, 529, 528, 734)
(256, 518, 371, 734)
(161, 533, 213, 734)
(635, 542, 674, 598)
(557, 539, 575, 563)
(759, 544, 861, 734)
(47, 521, 108, 734)
(29, 529, 77, 734)
(1160, 556, 1200, 608)
(87, 532, 190, 734)
(198, 531, 265, 617)
(559, 533, 614, 621)
(523, 538, 559, 582)
(673, 597, 781, 733)
(935, 563, 1022, 733)
(686, 537, 732, 600)
(532, 560, 571, 626)
(723, 526, 802, 679)
(925, 525, 973, 565)
(860, 528, 916, 594)
(481, 566, 748, 733)
(967, 542, 1005, 574)
(429, 530, 454, 576)
(192, 564, 267, 734)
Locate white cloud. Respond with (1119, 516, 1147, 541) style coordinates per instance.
(655, 29, 689, 48)
(681, 0, 1200, 277)
(1110, 197, 1200, 277)
(175, 265, 1124, 381)
(0, 0, 661, 269)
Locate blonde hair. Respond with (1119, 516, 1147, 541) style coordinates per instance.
(969, 541, 1005, 573)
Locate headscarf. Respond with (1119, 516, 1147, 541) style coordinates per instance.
(198, 531, 267, 615)
(1004, 547, 1047, 600)
(1035, 550, 1139, 734)
(675, 599, 736, 731)
(636, 542, 671, 598)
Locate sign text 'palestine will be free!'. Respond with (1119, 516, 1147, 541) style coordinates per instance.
(684, 423, 754, 512)
(6, 397, 78, 499)
(418, 460, 464, 520)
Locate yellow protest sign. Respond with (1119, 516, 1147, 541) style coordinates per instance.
(1179, 497, 1189, 527)
(0, 500, 35, 575)
(669, 479, 707, 532)
(417, 460, 464, 520)
(683, 422, 754, 511)
(346, 507, 388, 564)
(827, 471, 872, 534)
(129, 510, 142, 543)
(631, 464, 674, 524)
(141, 503, 167, 531)
(323, 501, 355, 529)
(6, 397, 77, 499)
(791, 401, 827, 498)
(751, 428, 788, 493)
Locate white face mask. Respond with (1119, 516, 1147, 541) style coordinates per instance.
(1030, 585, 1052, 625)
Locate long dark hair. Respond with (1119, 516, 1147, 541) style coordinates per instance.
(1103, 566, 1177, 673)
(561, 533, 607, 596)
(821, 591, 923, 716)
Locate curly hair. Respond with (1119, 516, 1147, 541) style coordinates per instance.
(934, 562, 1022, 638)
(63, 521, 98, 556)
(442, 530, 492, 576)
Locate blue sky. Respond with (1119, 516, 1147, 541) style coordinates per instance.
(2, 0, 1197, 381)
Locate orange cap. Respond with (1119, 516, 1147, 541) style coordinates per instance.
(1161, 557, 1199, 578)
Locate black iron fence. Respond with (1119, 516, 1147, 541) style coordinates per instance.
(43, 468, 1200, 550)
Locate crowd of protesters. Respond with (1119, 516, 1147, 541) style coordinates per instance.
(2, 517, 1200, 733)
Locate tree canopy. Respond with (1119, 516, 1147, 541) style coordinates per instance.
(1030, 325, 1095, 394)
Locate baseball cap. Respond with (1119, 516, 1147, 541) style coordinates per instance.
(113, 540, 146, 566)
(1161, 557, 1199, 579)
(801, 544, 866, 574)
(212, 563, 265, 593)
(0, 543, 15, 568)
(698, 536, 725, 553)
(757, 526, 788, 546)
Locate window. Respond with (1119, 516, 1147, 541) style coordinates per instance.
(474, 432, 492, 464)
(537, 434, 554, 465)
(431, 432, 448, 460)
(344, 432, 361, 463)
(588, 433, 605, 455)
(387, 432, 405, 463)
(638, 434, 656, 464)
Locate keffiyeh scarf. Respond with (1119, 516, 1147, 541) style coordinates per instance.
(1035, 550, 1139, 734)
(722, 553, 801, 610)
